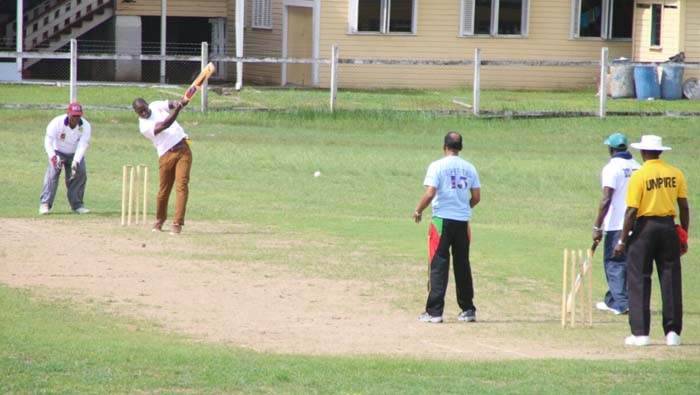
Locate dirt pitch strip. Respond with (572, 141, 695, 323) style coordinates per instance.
(1, 218, 694, 361)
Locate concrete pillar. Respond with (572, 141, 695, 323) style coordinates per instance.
(115, 16, 142, 81)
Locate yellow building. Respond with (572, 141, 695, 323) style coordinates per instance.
(633, 0, 697, 75)
(6, 0, 644, 88)
(243, 0, 635, 89)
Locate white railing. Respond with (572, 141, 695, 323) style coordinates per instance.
(5, 0, 63, 46)
(2, 43, 699, 117)
(7, 0, 110, 50)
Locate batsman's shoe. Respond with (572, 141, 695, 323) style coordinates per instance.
(666, 331, 681, 346)
(39, 204, 50, 215)
(458, 309, 477, 322)
(596, 301, 624, 315)
(152, 221, 164, 232)
(169, 223, 182, 235)
(73, 207, 90, 214)
(624, 335, 650, 346)
(418, 312, 443, 323)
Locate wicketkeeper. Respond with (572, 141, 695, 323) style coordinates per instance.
(39, 102, 92, 214)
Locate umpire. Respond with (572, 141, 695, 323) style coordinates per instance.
(614, 135, 689, 347)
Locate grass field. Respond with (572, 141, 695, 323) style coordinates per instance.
(1, 85, 699, 394)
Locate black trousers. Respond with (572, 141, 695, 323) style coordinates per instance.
(425, 218, 475, 317)
(626, 216, 683, 336)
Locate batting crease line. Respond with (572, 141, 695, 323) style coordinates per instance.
(421, 339, 532, 359)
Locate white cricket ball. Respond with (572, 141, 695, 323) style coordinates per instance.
(314, 171, 321, 178)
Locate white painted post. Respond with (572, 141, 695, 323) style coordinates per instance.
(70, 39, 77, 103)
(599, 47, 608, 118)
(235, 0, 244, 90)
(473, 48, 481, 117)
(330, 44, 339, 112)
(16, 0, 23, 77)
(160, 0, 167, 84)
(201, 41, 208, 112)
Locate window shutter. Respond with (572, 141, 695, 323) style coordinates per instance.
(571, 0, 581, 38)
(521, 0, 529, 36)
(462, 0, 474, 36)
(601, 0, 610, 39)
(253, 0, 272, 29)
(348, 0, 358, 33)
(265, 0, 272, 28)
(253, 0, 261, 28)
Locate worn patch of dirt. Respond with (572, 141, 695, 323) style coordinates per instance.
(1, 218, 695, 361)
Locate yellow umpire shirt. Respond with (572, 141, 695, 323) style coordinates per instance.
(626, 158, 687, 217)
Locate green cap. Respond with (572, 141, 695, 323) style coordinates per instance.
(604, 133, 628, 149)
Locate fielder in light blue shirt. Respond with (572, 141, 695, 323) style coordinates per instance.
(414, 132, 481, 324)
(423, 155, 480, 222)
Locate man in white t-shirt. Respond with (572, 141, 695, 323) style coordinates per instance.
(39, 102, 92, 214)
(592, 132, 641, 315)
(132, 97, 192, 235)
(413, 132, 481, 323)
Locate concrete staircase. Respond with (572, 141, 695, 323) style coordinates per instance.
(5, 0, 114, 67)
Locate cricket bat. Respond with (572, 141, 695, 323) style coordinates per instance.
(183, 62, 216, 102)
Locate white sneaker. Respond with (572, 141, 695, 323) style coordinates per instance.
(73, 207, 90, 214)
(624, 335, 650, 346)
(596, 301, 623, 315)
(39, 204, 50, 215)
(418, 312, 443, 323)
(666, 331, 681, 346)
(458, 309, 477, 322)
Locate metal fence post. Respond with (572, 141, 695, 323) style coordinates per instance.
(201, 41, 209, 113)
(330, 44, 339, 112)
(473, 48, 481, 117)
(70, 39, 77, 103)
(160, 0, 167, 84)
(235, 0, 244, 90)
(599, 47, 608, 118)
(16, 0, 23, 77)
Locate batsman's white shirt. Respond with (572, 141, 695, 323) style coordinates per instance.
(44, 115, 91, 163)
(139, 100, 188, 157)
(423, 155, 480, 222)
(601, 154, 641, 231)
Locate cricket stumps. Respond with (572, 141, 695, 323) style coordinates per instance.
(561, 248, 593, 328)
(121, 164, 148, 226)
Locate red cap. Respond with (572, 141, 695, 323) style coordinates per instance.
(67, 102, 83, 116)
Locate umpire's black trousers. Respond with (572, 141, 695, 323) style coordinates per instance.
(627, 216, 683, 336)
(426, 218, 475, 317)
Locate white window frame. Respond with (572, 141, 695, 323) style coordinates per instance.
(570, 0, 632, 40)
(348, 0, 418, 35)
(252, 0, 272, 29)
(460, 0, 529, 37)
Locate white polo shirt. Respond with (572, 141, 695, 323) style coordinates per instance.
(138, 100, 188, 157)
(44, 115, 91, 163)
(601, 152, 641, 230)
(423, 155, 480, 222)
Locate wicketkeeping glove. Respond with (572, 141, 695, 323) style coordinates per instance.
(70, 160, 79, 179)
(51, 155, 62, 170)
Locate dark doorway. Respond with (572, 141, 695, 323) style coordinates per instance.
(141, 16, 212, 83)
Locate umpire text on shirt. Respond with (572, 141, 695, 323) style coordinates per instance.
(614, 135, 689, 347)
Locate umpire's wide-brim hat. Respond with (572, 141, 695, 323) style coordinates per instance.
(630, 135, 671, 151)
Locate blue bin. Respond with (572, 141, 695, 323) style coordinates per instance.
(661, 65, 684, 100)
(634, 66, 660, 100)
